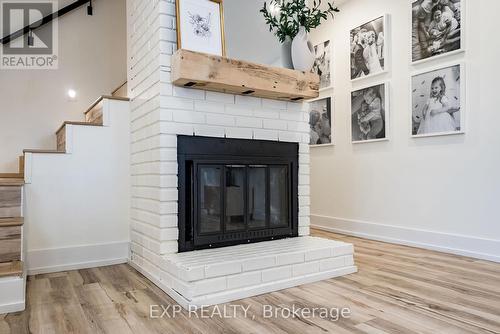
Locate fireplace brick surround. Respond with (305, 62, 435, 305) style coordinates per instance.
(127, 0, 355, 308)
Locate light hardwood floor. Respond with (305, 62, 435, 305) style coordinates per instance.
(2, 229, 500, 334)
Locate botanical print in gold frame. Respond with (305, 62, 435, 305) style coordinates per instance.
(176, 0, 226, 56)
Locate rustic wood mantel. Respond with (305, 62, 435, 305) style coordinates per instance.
(171, 49, 320, 102)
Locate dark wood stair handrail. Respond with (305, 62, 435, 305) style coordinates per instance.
(0, 0, 92, 45)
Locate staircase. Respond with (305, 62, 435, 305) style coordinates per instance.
(0, 157, 25, 314)
(0, 82, 129, 314)
(0, 173, 24, 279)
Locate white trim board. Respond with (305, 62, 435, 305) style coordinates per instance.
(27, 241, 130, 275)
(311, 215, 500, 263)
(0, 276, 25, 314)
(0, 301, 25, 315)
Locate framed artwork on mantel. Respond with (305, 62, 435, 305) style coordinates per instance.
(176, 0, 226, 56)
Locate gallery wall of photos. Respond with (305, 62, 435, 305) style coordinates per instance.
(309, 0, 465, 147)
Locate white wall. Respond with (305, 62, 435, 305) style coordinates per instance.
(0, 0, 127, 172)
(224, 0, 281, 65)
(309, 0, 500, 261)
(24, 99, 130, 274)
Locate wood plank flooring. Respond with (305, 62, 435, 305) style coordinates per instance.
(1, 229, 499, 334)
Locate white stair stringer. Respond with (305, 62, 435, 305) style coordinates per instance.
(22, 98, 131, 277)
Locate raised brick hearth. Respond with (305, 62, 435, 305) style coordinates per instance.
(160, 237, 356, 308)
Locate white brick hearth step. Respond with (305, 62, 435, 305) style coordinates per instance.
(159, 237, 357, 309)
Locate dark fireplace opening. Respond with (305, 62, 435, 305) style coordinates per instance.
(178, 135, 299, 252)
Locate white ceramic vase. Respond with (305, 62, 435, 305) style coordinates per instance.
(281, 37, 293, 69)
(291, 26, 315, 72)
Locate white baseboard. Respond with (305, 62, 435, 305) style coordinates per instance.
(311, 214, 500, 263)
(0, 301, 25, 314)
(27, 241, 130, 275)
(0, 276, 25, 314)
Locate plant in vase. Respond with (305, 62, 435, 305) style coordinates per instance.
(261, 0, 339, 71)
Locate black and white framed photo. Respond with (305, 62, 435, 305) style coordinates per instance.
(351, 83, 389, 143)
(176, 0, 225, 56)
(350, 15, 389, 81)
(411, 63, 464, 137)
(309, 97, 333, 146)
(411, 0, 464, 64)
(312, 40, 332, 90)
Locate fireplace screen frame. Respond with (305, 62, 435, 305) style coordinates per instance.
(178, 135, 299, 252)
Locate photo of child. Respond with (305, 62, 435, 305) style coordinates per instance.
(412, 64, 462, 136)
(309, 98, 332, 146)
(351, 83, 388, 143)
(412, 0, 462, 63)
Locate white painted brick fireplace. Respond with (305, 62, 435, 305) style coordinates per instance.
(127, 0, 356, 308)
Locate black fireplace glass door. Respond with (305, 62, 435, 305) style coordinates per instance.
(270, 166, 289, 227)
(199, 166, 222, 234)
(225, 166, 246, 231)
(248, 166, 267, 229)
(178, 135, 298, 252)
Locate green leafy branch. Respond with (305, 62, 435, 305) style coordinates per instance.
(260, 0, 339, 43)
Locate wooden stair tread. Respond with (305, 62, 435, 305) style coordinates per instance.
(0, 217, 24, 227)
(100, 95, 130, 102)
(0, 173, 23, 178)
(55, 121, 103, 134)
(0, 178, 24, 186)
(84, 95, 130, 115)
(0, 261, 23, 278)
(23, 149, 66, 154)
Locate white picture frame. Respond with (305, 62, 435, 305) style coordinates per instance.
(410, 0, 465, 65)
(350, 14, 390, 82)
(176, 0, 226, 56)
(411, 62, 465, 138)
(350, 82, 390, 144)
(309, 96, 334, 147)
(312, 40, 333, 91)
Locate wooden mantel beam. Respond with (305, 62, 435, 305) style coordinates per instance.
(171, 49, 320, 102)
